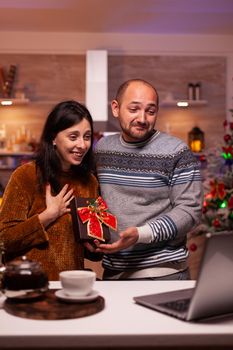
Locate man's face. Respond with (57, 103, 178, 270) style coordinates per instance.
(111, 82, 158, 142)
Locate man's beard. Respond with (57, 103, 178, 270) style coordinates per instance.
(121, 123, 154, 142)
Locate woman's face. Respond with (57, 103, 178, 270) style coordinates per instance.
(53, 118, 92, 171)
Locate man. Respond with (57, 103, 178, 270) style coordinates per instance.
(94, 79, 203, 280)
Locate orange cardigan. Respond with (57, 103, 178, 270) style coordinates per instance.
(0, 162, 99, 280)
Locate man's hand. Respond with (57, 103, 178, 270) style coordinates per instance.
(83, 241, 97, 253)
(94, 227, 139, 253)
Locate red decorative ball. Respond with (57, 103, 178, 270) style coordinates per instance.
(202, 207, 207, 214)
(199, 155, 206, 162)
(189, 243, 197, 252)
(213, 218, 221, 227)
(224, 134, 231, 142)
(223, 120, 228, 127)
(230, 122, 233, 130)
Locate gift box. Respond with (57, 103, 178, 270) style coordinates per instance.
(70, 196, 117, 243)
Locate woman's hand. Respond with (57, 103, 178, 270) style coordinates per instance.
(39, 184, 74, 227)
(94, 227, 139, 254)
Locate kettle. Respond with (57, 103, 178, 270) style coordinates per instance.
(1, 255, 48, 299)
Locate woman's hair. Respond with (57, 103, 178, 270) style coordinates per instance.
(35, 100, 95, 193)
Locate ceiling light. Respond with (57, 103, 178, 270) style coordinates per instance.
(177, 101, 189, 107)
(1, 100, 13, 106)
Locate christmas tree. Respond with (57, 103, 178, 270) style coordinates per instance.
(192, 109, 233, 236)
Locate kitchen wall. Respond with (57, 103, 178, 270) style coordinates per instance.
(0, 53, 226, 148)
(109, 55, 226, 147)
(0, 54, 86, 143)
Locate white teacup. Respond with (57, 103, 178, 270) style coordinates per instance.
(59, 270, 96, 297)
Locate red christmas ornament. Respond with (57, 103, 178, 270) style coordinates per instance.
(223, 120, 228, 127)
(212, 218, 221, 227)
(224, 134, 231, 143)
(202, 206, 207, 214)
(189, 243, 197, 252)
(230, 122, 233, 130)
(228, 195, 233, 209)
(199, 154, 206, 162)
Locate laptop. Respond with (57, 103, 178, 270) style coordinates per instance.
(134, 231, 233, 321)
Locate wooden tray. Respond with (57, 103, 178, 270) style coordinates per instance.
(3, 289, 105, 320)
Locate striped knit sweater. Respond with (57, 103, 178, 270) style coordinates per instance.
(95, 130, 203, 276)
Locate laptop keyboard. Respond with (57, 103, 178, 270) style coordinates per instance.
(159, 298, 190, 312)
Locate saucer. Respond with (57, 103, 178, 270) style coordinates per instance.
(55, 289, 99, 303)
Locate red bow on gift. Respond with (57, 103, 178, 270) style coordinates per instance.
(77, 197, 117, 241)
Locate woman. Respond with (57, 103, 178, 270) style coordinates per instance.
(0, 100, 99, 280)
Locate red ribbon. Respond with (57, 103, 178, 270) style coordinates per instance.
(210, 180, 226, 200)
(77, 197, 117, 241)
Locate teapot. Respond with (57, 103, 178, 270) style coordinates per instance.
(1, 255, 48, 300)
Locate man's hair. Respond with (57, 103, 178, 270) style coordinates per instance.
(115, 79, 159, 106)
